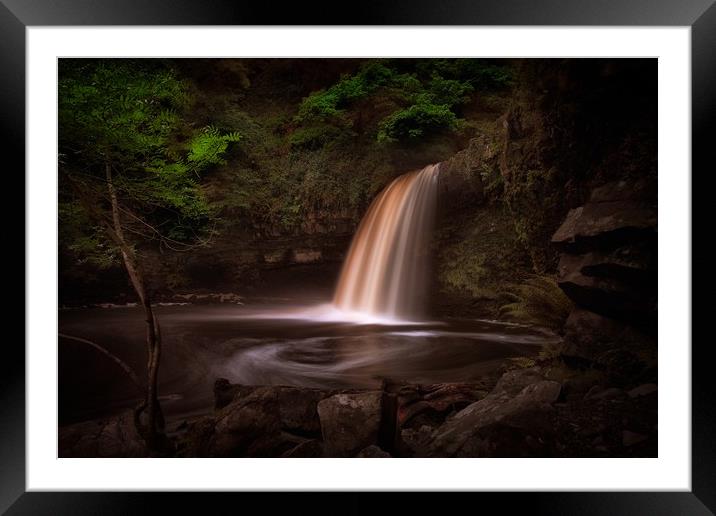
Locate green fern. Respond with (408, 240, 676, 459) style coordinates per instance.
(499, 275, 572, 330)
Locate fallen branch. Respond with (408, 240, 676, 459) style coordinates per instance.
(59, 333, 143, 393)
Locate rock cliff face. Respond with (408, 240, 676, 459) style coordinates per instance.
(436, 135, 490, 214)
(497, 59, 657, 274)
(552, 179, 657, 383)
(429, 60, 656, 323)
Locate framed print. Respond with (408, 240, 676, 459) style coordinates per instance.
(3, 0, 714, 513)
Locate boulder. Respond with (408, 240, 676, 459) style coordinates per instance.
(588, 387, 627, 401)
(556, 249, 656, 321)
(628, 383, 657, 398)
(210, 386, 282, 457)
(214, 381, 331, 436)
(208, 382, 325, 457)
(560, 372, 604, 401)
(394, 382, 488, 428)
(281, 439, 324, 458)
(317, 392, 382, 457)
(421, 379, 561, 457)
(551, 179, 656, 253)
(559, 244, 655, 284)
(178, 416, 215, 457)
(214, 378, 255, 410)
(551, 179, 657, 341)
(551, 203, 655, 251)
(598, 348, 652, 387)
(560, 308, 653, 371)
(357, 445, 391, 458)
(493, 367, 546, 395)
(400, 425, 435, 456)
(59, 411, 149, 458)
(277, 386, 330, 436)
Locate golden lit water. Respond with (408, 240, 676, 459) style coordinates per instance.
(333, 164, 440, 319)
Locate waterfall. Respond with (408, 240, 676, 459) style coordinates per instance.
(333, 164, 440, 320)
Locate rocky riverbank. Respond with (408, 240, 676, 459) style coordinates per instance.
(59, 360, 656, 458)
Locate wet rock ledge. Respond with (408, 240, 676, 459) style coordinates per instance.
(60, 368, 657, 458)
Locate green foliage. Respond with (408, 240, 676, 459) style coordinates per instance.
(295, 62, 393, 123)
(197, 87, 405, 233)
(374, 74, 473, 143)
(187, 126, 241, 170)
(58, 59, 240, 262)
(414, 59, 513, 90)
(59, 60, 188, 166)
(59, 202, 119, 269)
(377, 99, 460, 142)
(498, 276, 573, 330)
(294, 59, 510, 144)
(423, 76, 474, 106)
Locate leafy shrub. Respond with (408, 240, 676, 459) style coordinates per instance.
(377, 99, 459, 142)
(294, 59, 508, 143)
(424, 75, 474, 105)
(295, 62, 393, 123)
(292, 59, 511, 144)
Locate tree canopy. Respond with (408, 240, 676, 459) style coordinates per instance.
(59, 59, 241, 260)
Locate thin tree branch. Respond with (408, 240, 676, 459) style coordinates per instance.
(59, 333, 143, 394)
(63, 167, 217, 252)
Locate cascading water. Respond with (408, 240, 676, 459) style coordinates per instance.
(333, 164, 440, 320)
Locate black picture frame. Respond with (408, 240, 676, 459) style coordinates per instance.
(3, 0, 714, 513)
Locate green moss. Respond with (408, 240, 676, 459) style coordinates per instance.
(503, 166, 565, 272)
(506, 357, 538, 369)
(482, 165, 504, 198)
(435, 202, 531, 309)
(288, 124, 344, 149)
(440, 247, 492, 298)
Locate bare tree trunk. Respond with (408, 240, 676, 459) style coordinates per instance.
(105, 164, 164, 448)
